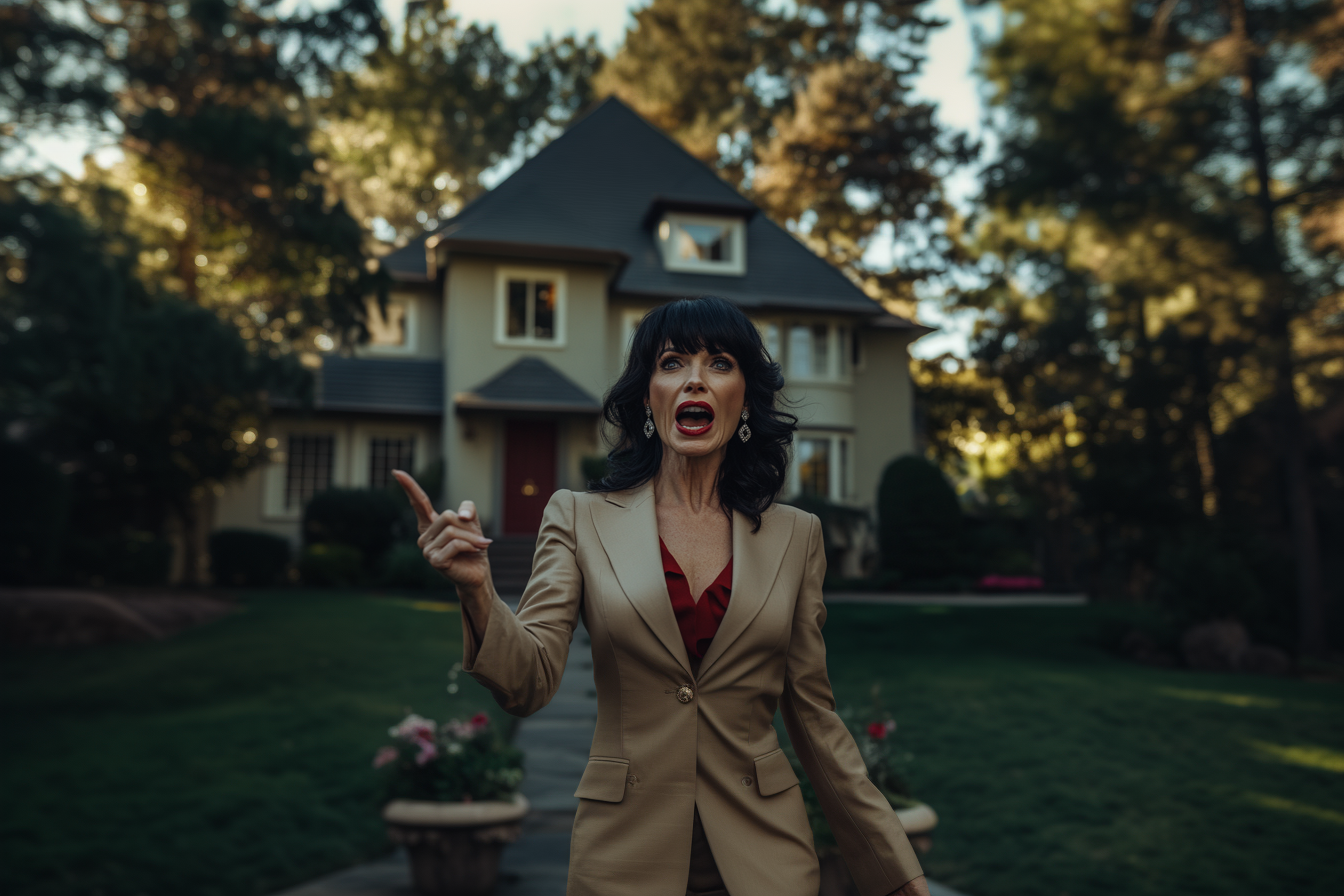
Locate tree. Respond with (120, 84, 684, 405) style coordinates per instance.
(933, 0, 1344, 651)
(2, 0, 388, 353)
(1, 186, 307, 583)
(316, 0, 604, 246)
(595, 0, 978, 313)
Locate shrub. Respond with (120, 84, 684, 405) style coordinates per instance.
(302, 488, 405, 570)
(580, 455, 608, 489)
(780, 494, 872, 573)
(209, 529, 292, 587)
(68, 531, 174, 586)
(876, 455, 965, 578)
(379, 542, 452, 591)
(298, 543, 364, 588)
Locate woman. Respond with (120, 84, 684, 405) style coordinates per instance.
(393, 296, 929, 896)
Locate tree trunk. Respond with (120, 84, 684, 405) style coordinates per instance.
(1232, 0, 1329, 657)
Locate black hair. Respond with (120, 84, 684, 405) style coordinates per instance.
(589, 296, 797, 531)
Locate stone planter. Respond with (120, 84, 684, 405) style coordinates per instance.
(383, 794, 529, 896)
(818, 801, 939, 896)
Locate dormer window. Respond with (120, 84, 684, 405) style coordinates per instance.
(657, 212, 746, 275)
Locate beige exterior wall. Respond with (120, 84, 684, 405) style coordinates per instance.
(442, 256, 614, 533)
(851, 328, 919, 510)
(210, 262, 921, 547)
(214, 415, 440, 544)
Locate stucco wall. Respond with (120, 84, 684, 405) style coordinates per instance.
(442, 256, 614, 532)
(852, 328, 919, 509)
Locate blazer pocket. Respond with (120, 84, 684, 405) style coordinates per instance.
(753, 748, 800, 797)
(573, 756, 630, 803)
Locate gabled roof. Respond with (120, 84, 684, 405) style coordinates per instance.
(318, 357, 444, 415)
(455, 356, 602, 414)
(384, 97, 919, 325)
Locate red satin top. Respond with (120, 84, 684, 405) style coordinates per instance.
(660, 538, 733, 660)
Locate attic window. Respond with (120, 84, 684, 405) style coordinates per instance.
(657, 213, 746, 276)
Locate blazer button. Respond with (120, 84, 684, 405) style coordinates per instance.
(676, 685, 694, 703)
(741, 776, 753, 787)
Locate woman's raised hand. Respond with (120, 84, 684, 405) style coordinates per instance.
(392, 470, 494, 592)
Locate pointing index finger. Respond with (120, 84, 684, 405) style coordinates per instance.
(392, 470, 438, 527)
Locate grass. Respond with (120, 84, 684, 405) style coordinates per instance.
(815, 603, 1344, 896)
(0, 592, 501, 896)
(4, 595, 1341, 896)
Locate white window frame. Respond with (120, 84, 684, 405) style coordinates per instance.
(262, 426, 346, 521)
(351, 426, 420, 489)
(658, 212, 747, 276)
(789, 431, 855, 502)
(495, 267, 567, 349)
(363, 295, 417, 355)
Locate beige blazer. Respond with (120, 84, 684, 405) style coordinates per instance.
(461, 482, 924, 896)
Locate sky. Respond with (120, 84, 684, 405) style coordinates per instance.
(37, 0, 1000, 358)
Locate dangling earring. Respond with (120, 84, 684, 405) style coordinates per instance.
(737, 406, 752, 443)
(643, 404, 656, 439)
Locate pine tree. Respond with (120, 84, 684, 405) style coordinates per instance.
(938, 0, 1344, 651)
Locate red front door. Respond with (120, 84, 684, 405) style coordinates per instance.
(503, 420, 557, 535)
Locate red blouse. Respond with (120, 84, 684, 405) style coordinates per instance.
(659, 538, 733, 660)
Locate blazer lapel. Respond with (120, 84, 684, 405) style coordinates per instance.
(696, 505, 797, 679)
(589, 481, 694, 679)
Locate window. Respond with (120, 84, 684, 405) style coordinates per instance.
(496, 268, 566, 347)
(365, 296, 412, 350)
(369, 437, 415, 490)
(797, 438, 831, 498)
(756, 321, 781, 361)
(791, 433, 853, 501)
(778, 321, 853, 382)
(285, 434, 334, 509)
(657, 213, 746, 275)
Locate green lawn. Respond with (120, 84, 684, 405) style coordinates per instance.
(4, 596, 1340, 896)
(816, 604, 1344, 896)
(0, 592, 499, 896)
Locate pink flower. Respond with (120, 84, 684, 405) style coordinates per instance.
(372, 746, 399, 769)
(470, 712, 489, 730)
(415, 740, 439, 766)
(867, 722, 887, 740)
(389, 714, 437, 743)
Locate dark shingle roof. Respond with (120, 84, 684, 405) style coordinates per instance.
(317, 357, 444, 415)
(455, 357, 602, 414)
(383, 98, 918, 324)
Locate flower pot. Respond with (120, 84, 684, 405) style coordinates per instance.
(383, 794, 530, 896)
(817, 801, 938, 896)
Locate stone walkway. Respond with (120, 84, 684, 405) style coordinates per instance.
(273, 610, 971, 896)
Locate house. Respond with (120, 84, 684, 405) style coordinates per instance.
(213, 97, 929, 565)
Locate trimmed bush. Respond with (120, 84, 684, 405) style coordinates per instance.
(580, 455, 609, 488)
(302, 488, 406, 571)
(209, 529, 292, 587)
(379, 542, 452, 591)
(876, 455, 965, 579)
(298, 543, 364, 588)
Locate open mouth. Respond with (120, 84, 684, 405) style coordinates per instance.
(674, 401, 715, 436)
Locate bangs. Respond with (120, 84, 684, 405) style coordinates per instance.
(635, 297, 759, 364)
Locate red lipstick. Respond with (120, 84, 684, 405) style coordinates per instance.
(674, 400, 715, 437)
